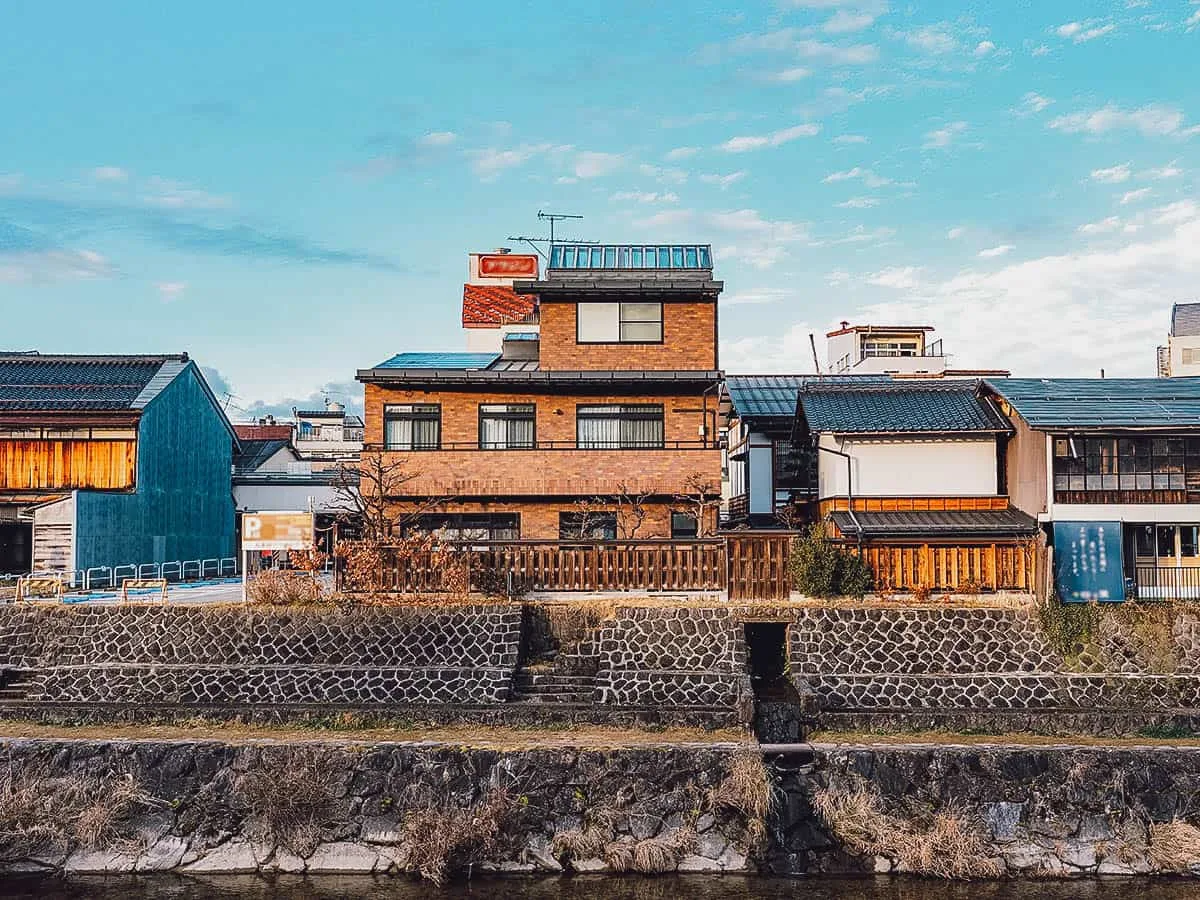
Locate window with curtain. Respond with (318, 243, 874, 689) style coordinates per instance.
(478, 404, 535, 449)
(383, 404, 440, 450)
(576, 405, 664, 449)
(576, 302, 663, 343)
(671, 512, 699, 539)
(404, 514, 519, 542)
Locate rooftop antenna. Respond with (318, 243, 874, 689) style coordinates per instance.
(507, 210, 597, 261)
(809, 333, 824, 380)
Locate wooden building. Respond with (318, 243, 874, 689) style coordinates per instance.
(0, 353, 236, 574)
(793, 380, 1039, 592)
(356, 245, 724, 540)
(987, 377, 1200, 602)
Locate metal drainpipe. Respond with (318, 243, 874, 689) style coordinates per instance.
(816, 442, 863, 549)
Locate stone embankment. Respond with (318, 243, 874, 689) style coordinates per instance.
(6, 736, 1200, 880)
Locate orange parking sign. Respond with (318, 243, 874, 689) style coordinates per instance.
(241, 512, 314, 551)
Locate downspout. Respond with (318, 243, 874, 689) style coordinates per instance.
(817, 441, 863, 550)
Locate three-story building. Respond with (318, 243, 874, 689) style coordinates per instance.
(356, 244, 724, 541)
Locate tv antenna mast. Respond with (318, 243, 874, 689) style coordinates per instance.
(508, 210, 597, 261)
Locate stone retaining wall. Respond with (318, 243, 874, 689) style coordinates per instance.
(0, 605, 522, 707)
(774, 743, 1200, 877)
(0, 738, 757, 876)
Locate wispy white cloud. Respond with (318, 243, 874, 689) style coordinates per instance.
(156, 281, 187, 301)
(140, 177, 232, 210)
(1015, 92, 1054, 116)
(1090, 163, 1132, 184)
(973, 40, 996, 57)
(1143, 162, 1183, 180)
(1055, 21, 1116, 42)
(665, 147, 699, 160)
(1031, 44, 1051, 56)
(574, 151, 624, 178)
(719, 123, 821, 153)
(611, 191, 679, 204)
(822, 166, 894, 188)
(765, 67, 812, 82)
(836, 197, 880, 208)
(978, 244, 1014, 258)
(639, 163, 689, 185)
(1119, 187, 1152, 205)
(91, 166, 129, 182)
(833, 134, 869, 144)
(1049, 103, 1195, 137)
(1079, 216, 1123, 235)
(897, 23, 959, 54)
(823, 10, 878, 34)
(947, 226, 967, 239)
(699, 171, 747, 189)
(923, 121, 968, 150)
(0, 249, 115, 284)
(723, 288, 790, 306)
(867, 266, 922, 289)
(416, 131, 456, 147)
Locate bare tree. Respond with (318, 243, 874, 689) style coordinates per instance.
(672, 471, 722, 538)
(330, 451, 445, 542)
(614, 480, 652, 540)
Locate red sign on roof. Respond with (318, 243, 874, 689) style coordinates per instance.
(477, 254, 538, 279)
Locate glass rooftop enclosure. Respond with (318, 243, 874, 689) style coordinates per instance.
(547, 243, 712, 271)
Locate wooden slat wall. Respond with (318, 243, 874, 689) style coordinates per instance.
(0, 440, 137, 491)
(727, 535, 792, 601)
(819, 496, 1010, 516)
(855, 541, 1036, 592)
(376, 540, 729, 595)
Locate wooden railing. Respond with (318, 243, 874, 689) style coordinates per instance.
(376, 540, 727, 594)
(854, 542, 1037, 592)
(727, 534, 794, 601)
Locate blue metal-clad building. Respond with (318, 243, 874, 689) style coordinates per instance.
(0, 353, 237, 574)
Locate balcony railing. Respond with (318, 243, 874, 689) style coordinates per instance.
(364, 440, 717, 452)
(1131, 565, 1200, 601)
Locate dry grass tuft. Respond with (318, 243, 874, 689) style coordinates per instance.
(814, 784, 1001, 880)
(707, 751, 774, 850)
(245, 570, 324, 606)
(603, 826, 697, 874)
(235, 749, 339, 856)
(0, 766, 153, 861)
(1148, 819, 1200, 872)
(396, 791, 509, 885)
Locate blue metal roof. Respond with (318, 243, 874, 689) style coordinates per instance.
(988, 377, 1200, 428)
(725, 374, 890, 422)
(548, 244, 712, 271)
(374, 352, 499, 370)
(799, 381, 1010, 435)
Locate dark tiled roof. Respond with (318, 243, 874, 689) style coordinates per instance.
(462, 284, 536, 327)
(989, 377, 1200, 428)
(233, 439, 292, 472)
(830, 508, 1039, 538)
(0, 354, 185, 411)
(800, 381, 1010, 435)
(373, 352, 500, 370)
(1172, 302, 1200, 337)
(725, 374, 890, 422)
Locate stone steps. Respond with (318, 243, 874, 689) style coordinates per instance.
(510, 667, 596, 705)
(0, 671, 33, 702)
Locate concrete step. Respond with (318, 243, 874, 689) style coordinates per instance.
(509, 692, 595, 705)
(513, 674, 595, 688)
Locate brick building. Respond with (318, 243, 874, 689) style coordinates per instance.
(356, 244, 724, 541)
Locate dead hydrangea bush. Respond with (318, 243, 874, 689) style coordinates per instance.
(706, 751, 776, 851)
(0, 765, 154, 861)
(1148, 819, 1200, 872)
(814, 783, 1002, 880)
(234, 749, 341, 857)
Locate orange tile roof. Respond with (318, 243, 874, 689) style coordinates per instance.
(462, 284, 536, 327)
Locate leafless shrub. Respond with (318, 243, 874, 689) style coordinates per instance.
(235, 750, 340, 856)
(1148, 819, 1200, 872)
(396, 791, 509, 885)
(814, 784, 1001, 880)
(245, 569, 323, 606)
(0, 766, 153, 861)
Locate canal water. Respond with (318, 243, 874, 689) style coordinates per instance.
(3, 875, 1200, 899)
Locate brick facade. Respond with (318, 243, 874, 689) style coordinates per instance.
(537, 301, 717, 371)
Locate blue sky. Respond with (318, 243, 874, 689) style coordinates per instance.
(3, 0, 1199, 416)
